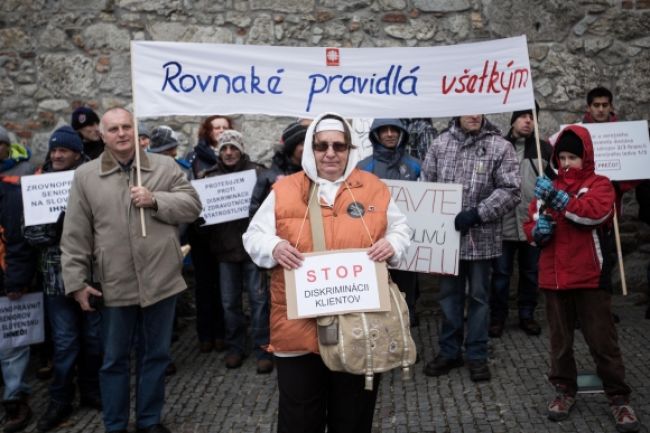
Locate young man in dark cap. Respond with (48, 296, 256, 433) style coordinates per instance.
(489, 104, 554, 338)
(24, 126, 101, 432)
(525, 125, 640, 433)
(71, 107, 104, 159)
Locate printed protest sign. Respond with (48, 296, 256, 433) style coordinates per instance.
(384, 180, 462, 275)
(191, 169, 257, 225)
(0, 293, 45, 350)
(21, 170, 75, 226)
(285, 249, 390, 319)
(132, 36, 534, 119)
(558, 121, 650, 181)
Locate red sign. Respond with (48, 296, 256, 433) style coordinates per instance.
(326, 48, 340, 66)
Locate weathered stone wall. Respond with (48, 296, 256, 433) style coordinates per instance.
(2, 0, 649, 161)
(2, 0, 650, 290)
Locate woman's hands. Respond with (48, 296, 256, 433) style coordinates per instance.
(272, 241, 304, 270)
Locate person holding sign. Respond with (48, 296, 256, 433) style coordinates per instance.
(202, 130, 272, 373)
(22, 126, 102, 432)
(358, 118, 421, 326)
(523, 125, 640, 433)
(421, 114, 521, 382)
(61, 107, 202, 433)
(243, 113, 410, 433)
(0, 126, 36, 433)
(489, 104, 554, 338)
(186, 115, 232, 354)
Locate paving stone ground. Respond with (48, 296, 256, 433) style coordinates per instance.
(7, 283, 650, 433)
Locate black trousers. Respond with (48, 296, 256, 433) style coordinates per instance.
(275, 354, 379, 433)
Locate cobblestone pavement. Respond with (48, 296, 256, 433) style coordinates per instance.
(9, 289, 650, 433)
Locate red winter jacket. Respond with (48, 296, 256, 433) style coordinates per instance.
(523, 125, 615, 290)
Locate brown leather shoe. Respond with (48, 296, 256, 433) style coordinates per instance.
(256, 359, 274, 374)
(199, 341, 214, 353)
(225, 353, 243, 369)
(213, 339, 226, 352)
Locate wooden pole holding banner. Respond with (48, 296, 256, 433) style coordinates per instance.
(612, 204, 628, 295)
(130, 41, 147, 238)
(531, 105, 544, 176)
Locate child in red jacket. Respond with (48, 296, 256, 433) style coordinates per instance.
(523, 125, 640, 433)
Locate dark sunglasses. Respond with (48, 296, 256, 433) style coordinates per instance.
(312, 141, 349, 152)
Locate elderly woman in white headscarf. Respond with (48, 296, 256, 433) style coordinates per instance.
(243, 113, 410, 433)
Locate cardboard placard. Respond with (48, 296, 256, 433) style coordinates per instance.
(21, 170, 75, 226)
(284, 249, 390, 319)
(0, 293, 45, 350)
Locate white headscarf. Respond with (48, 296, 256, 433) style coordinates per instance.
(301, 112, 361, 206)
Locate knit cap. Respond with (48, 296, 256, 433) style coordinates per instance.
(281, 122, 308, 156)
(71, 107, 100, 130)
(0, 126, 10, 145)
(49, 125, 83, 153)
(217, 130, 244, 153)
(555, 130, 583, 158)
(148, 125, 179, 153)
(510, 101, 540, 125)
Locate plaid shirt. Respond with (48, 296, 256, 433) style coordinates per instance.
(422, 118, 521, 260)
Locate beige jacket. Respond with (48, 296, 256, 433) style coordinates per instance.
(61, 150, 202, 307)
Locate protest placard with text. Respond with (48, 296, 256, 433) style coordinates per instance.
(191, 169, 257, 225)
(558, 121, 650, 181)
(383, 180, 462, 275)
(20, 170, 75, 226)
(285, 249, 390, 319)
(0, 293, 45, 350)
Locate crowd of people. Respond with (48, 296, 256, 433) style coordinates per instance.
(0, 85, 648, 433)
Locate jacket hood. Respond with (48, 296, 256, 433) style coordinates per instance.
(369, 118, 409, 150)
(0, 143, 31, 172)
(302, 112, 360, 183)
(553, 124, 595, 182)
(582, 111, 618, 124)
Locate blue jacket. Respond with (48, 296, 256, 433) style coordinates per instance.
(357, 118, 421, 181)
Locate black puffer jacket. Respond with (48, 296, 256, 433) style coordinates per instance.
(249, 151, 302, 217)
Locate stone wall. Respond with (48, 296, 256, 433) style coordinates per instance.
(2, 0, 649, 162)
(2, 0, 649, 290)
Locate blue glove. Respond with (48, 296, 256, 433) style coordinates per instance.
(547, 189, 570, 211)
(454, 208, 481, 235)
(534, 176, 554, 201)
(533, 214, 554, 244)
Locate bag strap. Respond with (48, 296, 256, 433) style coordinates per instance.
(307, 182, 327, 252)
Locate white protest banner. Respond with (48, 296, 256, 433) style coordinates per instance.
(132, 36, 534, 119)
(351, 118, 374, 161)
(284, 249, 390, 319)
(0, 293, 45, 350)
(191, 169, 256, 225)
(20, 170, 75, 226)
(384, 180, 462, 275)
(557, 121, 650, 181)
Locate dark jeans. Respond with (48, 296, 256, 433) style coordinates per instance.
(275, 354, 379, 433)
(438, 259, 491, 361)
(219, 261, 270, 360)
(490, 241, 540, 323)
(46, 294, 102, 404)
(544, 289, 631, 398)
(100, 295, 176, 431)
(189, 234, 225, 343)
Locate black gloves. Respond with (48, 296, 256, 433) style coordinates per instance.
(454, 208, 481, 235)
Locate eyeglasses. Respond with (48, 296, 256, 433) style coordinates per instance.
(312, 141, 349, 153)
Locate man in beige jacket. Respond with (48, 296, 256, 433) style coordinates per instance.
(61, 107, 202, 433)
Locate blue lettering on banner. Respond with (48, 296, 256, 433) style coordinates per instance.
(305, 65, 420, 112)
(160, 61, 421, 113)
(161, 61, 285, 95)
